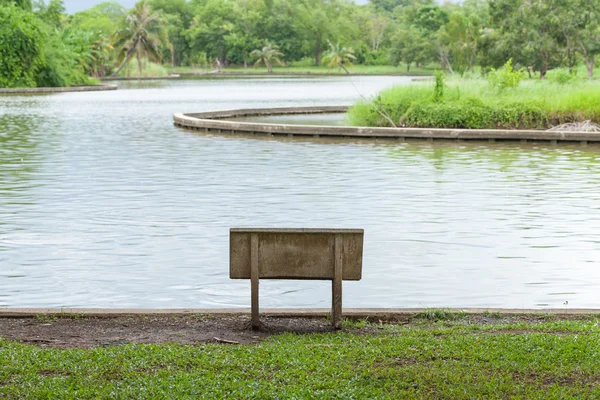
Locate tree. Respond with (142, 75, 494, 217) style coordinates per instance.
(489, 0, 561, 79)
(0, 0, 31, 10)
(0, 3, 44, 88)
(322, 40, 356, 73)
(567, 0, 600, 78)
(445, 12, 481, 74)
(224, 0, 264, 67)
(294, 0, 337, 66)
(250, 42, 284, 73)
(69, 2, 126, 38)
(112, 0, 170, 76)
(34, 0, 65, 28)
(368, 13, 391, 52)
(148, 0, 192, 66)
(390, 25, 431, 71)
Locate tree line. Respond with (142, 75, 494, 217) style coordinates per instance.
(1, 0, 599, 88)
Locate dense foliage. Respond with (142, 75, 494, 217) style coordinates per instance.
(0, 4, 45, 88)
(0, 0, 97, 87)
(1, 0, 599, 86)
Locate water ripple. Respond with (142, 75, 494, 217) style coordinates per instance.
(0, 76, 599, 309)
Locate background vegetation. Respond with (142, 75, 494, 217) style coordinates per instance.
(1, 0, 599, 87)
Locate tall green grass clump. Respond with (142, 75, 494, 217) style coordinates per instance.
(119, 62, 169, 78)
(348, 74, 600, 129)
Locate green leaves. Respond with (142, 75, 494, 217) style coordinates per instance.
(111, 1, 171, 76)
(0, 4, 44, 88)
(487, 58, 525, 90)
(250, 42, 284, 73)
(322, 40, 356, 73)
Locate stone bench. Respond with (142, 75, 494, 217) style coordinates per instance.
(230, 228, 364, 329)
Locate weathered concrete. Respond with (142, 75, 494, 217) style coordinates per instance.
(230, 228, 363, 280)
(173, 106, 600, 142)
(101, 74, 180, 81)
(0, 85, 117, 94)
(230, 228, 364, 329)
(177, 71, 432, 77)
(1, 308, 599, 319)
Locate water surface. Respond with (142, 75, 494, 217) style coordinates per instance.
(1, 76, 599, 309)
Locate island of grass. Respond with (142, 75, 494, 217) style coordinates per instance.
(348, 70, 600, 131)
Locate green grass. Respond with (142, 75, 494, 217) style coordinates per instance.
(413, 308, 468, 321)
(2, 318, 600, 398)
(119, 62, 169, 78)
(348, 78, 600, 129)
(167, 64, 435, 76)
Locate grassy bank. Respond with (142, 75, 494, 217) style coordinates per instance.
(348, 78, 600, 129)
(168, 64, 435, 76)
(2, 314, 600, 398)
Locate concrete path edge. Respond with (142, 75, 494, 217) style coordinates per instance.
(173, 106, 600, 142)
(1, 308, 598, 318)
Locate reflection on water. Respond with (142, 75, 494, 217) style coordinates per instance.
(0, 76, 599, 309)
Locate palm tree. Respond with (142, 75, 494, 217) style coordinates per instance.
(111, 1, 170, 77)
(249, 43, 284, 73)
(322, 40, 356, 74)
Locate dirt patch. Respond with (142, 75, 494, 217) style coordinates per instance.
(0, 313, 595, 349)
(512, 371, 600, 388)
(0, 315, 335, 349)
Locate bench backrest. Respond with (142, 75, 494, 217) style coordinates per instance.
(230, 228, 363, 280)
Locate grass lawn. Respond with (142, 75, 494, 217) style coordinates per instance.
(167, 64, 435, 76)
(2, 314, 600, 398)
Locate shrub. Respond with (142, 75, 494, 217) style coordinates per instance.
(36, 31, 94, 87)
(363, 50, 390, 66)
(487, 59, 525, 90)
(0, 4, 45, 88)
(548, 68, 578, 85)
(433, 70, 445, 102)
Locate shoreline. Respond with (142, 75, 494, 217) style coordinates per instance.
(100, 74, 181, 81)
(1, 307, 597, 318)
(0, 84, 117, 94)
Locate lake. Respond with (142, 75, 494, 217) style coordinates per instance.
(1, 76, 599, 309)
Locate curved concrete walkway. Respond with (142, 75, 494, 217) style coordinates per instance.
(174, 106, 600, 143)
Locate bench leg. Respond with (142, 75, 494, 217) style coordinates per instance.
(251, 233, 260, 330)
(332, 234, 343, 329)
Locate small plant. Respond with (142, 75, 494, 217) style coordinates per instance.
(414, 309, 467, 321)
(433, 70, 446, 102)
(487, 59, 525, 90)
(549, 68, 578, 84)
(34, 314, 58, 323)
(482, 311, 503, 319)
(342, 318, 372, 329)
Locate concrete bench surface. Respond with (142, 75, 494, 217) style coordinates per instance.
(230, 228, 363, 280)
(230, 228, 364, 329)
